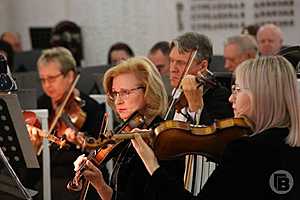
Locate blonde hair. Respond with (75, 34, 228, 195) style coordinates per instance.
(37, 47, 77, 75)
(235, 56, 300, 147)
(103, 57, 168, 123)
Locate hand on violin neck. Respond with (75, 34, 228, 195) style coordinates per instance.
(182, 75, 204, 112)
(26, 124, 43, 151)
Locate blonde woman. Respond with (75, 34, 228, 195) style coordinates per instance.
(132, 56, 300, 199)
(74, 57, 185, 200)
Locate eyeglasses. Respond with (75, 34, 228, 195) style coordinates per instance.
(231, 84, 242, 94)
(40, 73, 63, 84)
(110, 87, 145, 100)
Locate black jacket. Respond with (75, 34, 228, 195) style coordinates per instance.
(110, 117, 186, 200)
(149, 128, 300, 200)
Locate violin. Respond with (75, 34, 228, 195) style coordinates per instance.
(152, 117, 253, 162)
(67, 111, 146, 195)
(52, 90, 87, 138)
(50, 74, 86, 138)
(83, 117, 253, 163)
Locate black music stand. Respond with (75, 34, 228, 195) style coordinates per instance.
(0, 93, 39, 199)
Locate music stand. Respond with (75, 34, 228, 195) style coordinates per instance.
(0, 93, 39, 199)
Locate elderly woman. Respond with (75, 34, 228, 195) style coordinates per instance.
(132, 56, 300, 200)
(74, 57, 185, 200)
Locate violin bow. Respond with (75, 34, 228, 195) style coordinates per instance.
(48, 74, 81, 134)
(164, 48, 198, 120)
(37, 74, 81, 155)
(79, 112, 110, 200)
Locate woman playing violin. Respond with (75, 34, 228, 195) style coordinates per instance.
(26, 47, 106, 200)
(74, 57, 185, 200)
(132, 56, 300, 199)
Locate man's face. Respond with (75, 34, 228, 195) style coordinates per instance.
(169, 47, 206, 88)
(257, 28, 282, 56)
(224, 43, 247, 72)
(148, 50, 170, 76)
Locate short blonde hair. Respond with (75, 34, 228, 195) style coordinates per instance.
(103, 57, 168, 124)
(235, 56, 300, 147)
(37, 47, 77, 75)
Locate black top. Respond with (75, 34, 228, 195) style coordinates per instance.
(149, 128, 300, 200)
(110, 117, 186, 200)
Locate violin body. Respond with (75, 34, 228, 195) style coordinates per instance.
(23, 111, 42, 129)
(152, 118, 253, 162)
(52, 91, 87, 137)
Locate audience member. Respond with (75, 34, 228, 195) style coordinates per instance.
(224, 35, 257, 72)
(256, 23, 283, 56)
(107, 42, 134, 65)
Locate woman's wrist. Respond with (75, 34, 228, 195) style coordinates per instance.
(97, 182, 113, 200)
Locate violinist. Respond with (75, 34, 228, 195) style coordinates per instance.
(132, 56, 300, 199)
(26, 47, 107, 200)
(73, 57, 185, 200)
(168, 32, 233, 192)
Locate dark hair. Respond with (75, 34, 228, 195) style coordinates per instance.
(241, 24, 260, 39)
(0, 40, 14, 71)
(50, 20, 83, 66)
(107, 42, 134, 64)
(170, 32, 213, 65)
(149, 41, 170, 56)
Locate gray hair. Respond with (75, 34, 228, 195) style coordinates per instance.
(235, 56, 300, 147)
(225, 34, 258, 55)
(170, 32, 213, 64)
(37, 47, 77, 75)
(257, 23, 283, 42)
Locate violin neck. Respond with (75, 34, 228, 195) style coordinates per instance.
(114, 130, 152, 140)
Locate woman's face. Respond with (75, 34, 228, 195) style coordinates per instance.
(38, 60, 74, 103)
(229, 80, 252, 118)
(111, 73, 146, 120)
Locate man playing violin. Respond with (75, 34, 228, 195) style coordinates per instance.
(26, 47, 107, 200)
(168, 32, 233, 193)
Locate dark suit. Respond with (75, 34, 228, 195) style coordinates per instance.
(149, 128, 300, 200)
